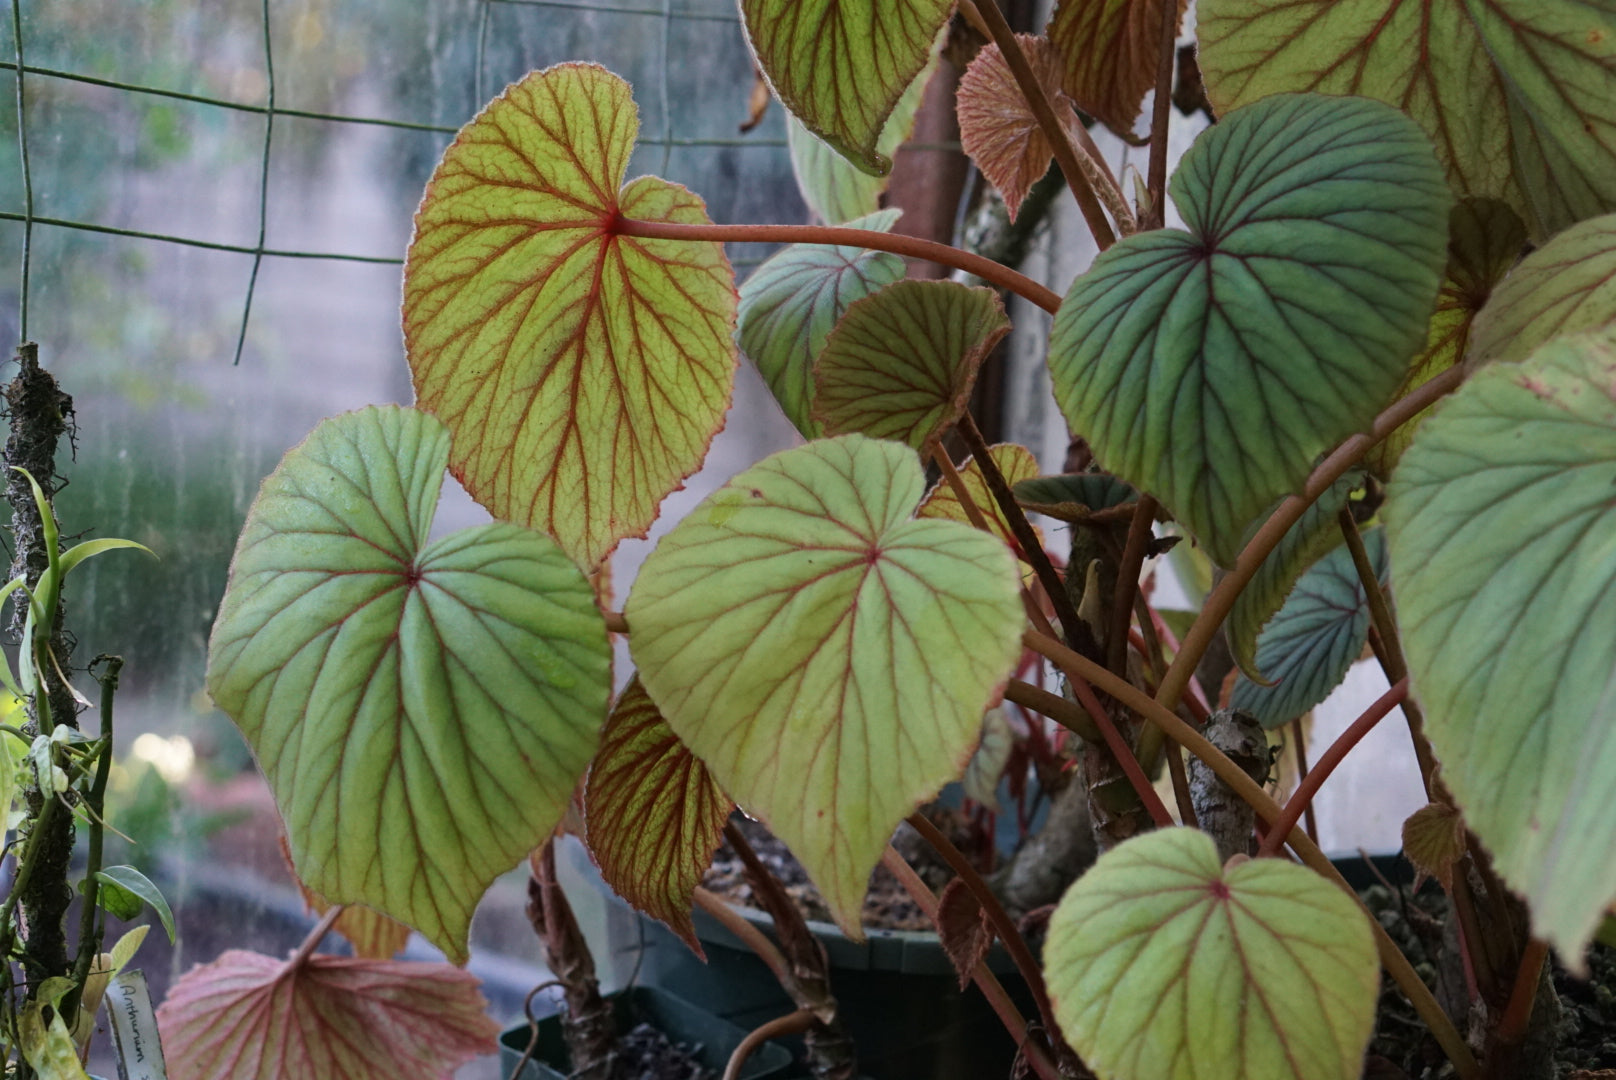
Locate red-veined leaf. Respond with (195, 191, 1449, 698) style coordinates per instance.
(584, 677, 733, 956)
(957, 35, 1075, 221)
(282, 836, 413, 961)
(404, 63, 737, 569)
(918, 442, 1042, 585)
(1470, 211, 1616, 369)
(813, 281, 1010, 456)
(742, 0, 956, 176)
(1047, 0, 1188, 134)
(157, 950, 498, 1080)
(1198, 0, 1616, 238)
(625, 435, 1025, 933)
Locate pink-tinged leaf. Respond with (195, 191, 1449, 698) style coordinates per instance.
(957, 36, 1075, 221)
(1402, 802, 1466, 894)
(937, 878, 994, 991)
(625, 435, 1025, 934)
(584, 677, 733, 956)
(917, 442, 1041, 585)
(813, 281, 1011, 456)
(1048, 0, 1187, 134)
(156, 950, 498, 1080)
(742, 0, 956, 176)
(404, 63, 737, 570)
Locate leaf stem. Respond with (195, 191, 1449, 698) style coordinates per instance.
(878, 846, 1065, 1080)
(723, 1010, 815, 1080)
(1107, 495, 1158, 675)
(1154, 364, 1466, 714)
(1494, 938, 1549, 1052)
(287, 904, 343, 972)
(692, 887, 791, 989)
(63, 657, 121, 1028)
(957, 0, 1119, 250)
(904, 813, 1060, 1040)
(1289, 718, 1319, 846)
(1257, 678, 1407, 858)
(1145, 0, 1179, 230)
(1017, 627, 1480, 1080)
(614, 218, 1061, 313)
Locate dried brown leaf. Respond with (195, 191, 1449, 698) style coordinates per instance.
(936, 878, 994, 990)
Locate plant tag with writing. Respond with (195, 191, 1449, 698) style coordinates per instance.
(108, 969, 169, 1080)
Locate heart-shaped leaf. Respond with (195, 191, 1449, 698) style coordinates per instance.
(738, 209, 906, 439)
(584, 676, 733, 956)
(1198, 0, 1616, 238)
(1402, 802, 1466, 894)
(1367, 198, 1526, 477)
(206, 406, 611, 962)
(958, 35, 1076, 221)
(1470, 212, 1616, 369)
(625, 435, 1024, 933)
(815, 281, 1011, 455)
(787, 46, 940, 225)
(1384, 328, 1616, 965)
(744, 0, 955, 176)
(157, 950, 499, 1080)
(404, 63, 737, 570)
(1048, 0, 1188, 134)
(1226, 472, 1364, 683)
(1047, 93, 1449, 566)
(1046, 828, 1380, 1080)
(1231, 530, 1385, 729)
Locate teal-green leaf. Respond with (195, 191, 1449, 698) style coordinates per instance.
(206, 406, 611, 963)
(1226, 471, 1365, 683)
(1011, 473, 1139, 524)
(625, 435, 1024, 934)
(1231, 530, 1385, 729)
(1046, 828, 1380, 1080)
(738, 209, 905, 439)
(1048, 93, 1450, 566)
(1384, 328, 1616, 966)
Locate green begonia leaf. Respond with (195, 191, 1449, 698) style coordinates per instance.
(738, 209, 905, 439)
(1012, 473, 1139, 524)
(1046, 828, 1379, 1080)
(1368, 198, 1526, 477)
(1470, 212, 1616, 369)
(814, 281, 1010, 455)
(1231, 530, 1385, 729)
(1198, 0, 1616, 238)
(404, 64, 736, 570)
(584, 677, 732, 957)
(786, 42, 939, 225)
(1226, 472, 1364, 683)
(206, 406, 611, 963)
(1384, 328, 1616, 965)
(625, 435, 1024, 934)
(1048, 93, 1449, 566)
(744, 0, 954, 177)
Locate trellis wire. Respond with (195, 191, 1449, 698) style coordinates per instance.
(1, 0, 811, 363)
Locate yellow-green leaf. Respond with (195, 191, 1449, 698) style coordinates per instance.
(1198, 0, 1616, 238)
(625, 435, 1024, 933)
(744, 0, 955, 176)
(1046, 828, 1379, 1080)
(1470, 211, 1616, 369)
(405, 63, 736, 569)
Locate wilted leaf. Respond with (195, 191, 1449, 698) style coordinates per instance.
(814, 281, 1010, 455)
(1231, 531, 1385, 729)
(206, 407, 611, 963)
(1226, 472, 1364, 683)
(957, 36, 1074, 221)
(1046, 828, 1379, 1080)
(1470, 212, 1616, 369)
(1047, 0, 1188, 133)
(20, 977, 89, 1080)
(937, 878, 994, 991)
(157, 950, 499, 1080)
(1198, 0, 1616, 238)
(1047, 93, 1449, 566)
(405, 63, 736, 569)
(739, 209, 906, 438)
(626, 435, 1024, 933)
(1402, 802, 1466, 893)
(584, 677, 733, 955)
(1368, 199, 1527, 476)
(1384, 327, 1616, 966)
(744, 0, 955, 176)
